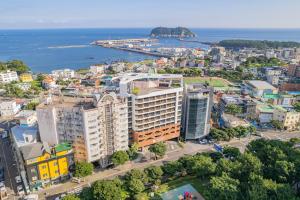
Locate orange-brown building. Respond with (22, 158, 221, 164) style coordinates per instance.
(288, 64, 300, 78)
(118, 73, 183, 148)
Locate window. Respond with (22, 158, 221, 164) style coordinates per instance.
(43, 174, 48, 178)
(42, 165, 47, 169)
(53, 162, 58, 166)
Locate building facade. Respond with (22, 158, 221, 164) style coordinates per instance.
(19, 142, 74, 190)
(273, 106, 300, 131)
(242, 80, 278, 98)
(181, 84, 213, 140)
(19, 73, 33, 82)
(0, 99, 20, 117)
(51, 69, 75, 80)
(0, 70, 19, 83)
(36, 93, 128, 167)
(117, 73, 183, 148)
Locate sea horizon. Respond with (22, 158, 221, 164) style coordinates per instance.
(1, 28, 300, 73)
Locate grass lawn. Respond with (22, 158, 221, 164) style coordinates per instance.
(183, 77, 229, 87)
(165, 176, 211, 199)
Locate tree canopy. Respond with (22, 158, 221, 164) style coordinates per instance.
(74, 162, 94, 178)
(0, 60, 30, 74)
(111, 150, 129, 166)
(149, 142, 167, 159)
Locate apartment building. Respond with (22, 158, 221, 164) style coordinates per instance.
(288, 64, 300, 78)
(219, 95, 257, 119)
(19, 73, 33, 82)
(36, 93, 128, 167)
(0, 99, 21, 117)
(0, 70, 19, 83)
(51, 69, 75, 80)
(273, 106, 300, 131)
(117, 73, 183, 148)
(181, 84, 213, 140)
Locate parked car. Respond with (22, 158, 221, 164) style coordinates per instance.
(15, 176, 22, 184)
(1, 131, 8, 139)
(23, 194, 39, 200)
(17, 185, 25, 196)
(199, 139, 208, 144)
(0, 182, 5, 189)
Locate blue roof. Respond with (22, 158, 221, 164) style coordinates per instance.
(11, 125, 38, 148)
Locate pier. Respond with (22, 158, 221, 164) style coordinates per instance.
(92, 38, 173, 58)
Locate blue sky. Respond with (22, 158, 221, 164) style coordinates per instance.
(1, 0, 300, 29)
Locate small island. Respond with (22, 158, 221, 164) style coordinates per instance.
(150, 27, 196, 38)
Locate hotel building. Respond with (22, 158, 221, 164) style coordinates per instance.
(116, 73, 183, 148)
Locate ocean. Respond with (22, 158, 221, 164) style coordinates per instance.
(1, 28, 300, 73)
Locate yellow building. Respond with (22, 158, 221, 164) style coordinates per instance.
(273, 106, 300, 131)
(20, 142, 74, 190)
(19, 73, 33, 82)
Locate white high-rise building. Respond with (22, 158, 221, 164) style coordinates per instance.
(36, 93, 128, 167)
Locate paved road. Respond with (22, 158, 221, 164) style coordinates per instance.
(37, 130, 300, 200)
(0, 119, 20, 200)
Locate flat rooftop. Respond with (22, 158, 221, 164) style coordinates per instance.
(14, 110, 36, 119)
(246, 80, 277, 90)
(136, 87, 176, 96)
(37, 95, 95, 110)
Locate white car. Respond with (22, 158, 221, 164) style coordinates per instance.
(17, 185, 25, 196)
(15, 176, 22, 184)
(0, 181, 5, 189)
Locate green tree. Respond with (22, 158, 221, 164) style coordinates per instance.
(210, 128, 230, 141)
(92, 178, 127, 200)
(293, 102, 300, 112)
(162, 161, 183, 177)
(6, 60, 30, 74)
(210, 173, 240, 200)
(111, 150, 129, 166)
(236, 152, 262, 182)
(128, 178, 145, 194)
(262, 179, 297, 200)
(125, 169, 149, 184)
(216, 158, 241, 177)
(223, 146, 241, 160)
(225, 104, 243, 115)
(79, 187, 94, 200)
(149, 142, 167, 159)
(4, 83, 25, 98)
(270, 120, 284, 130)
(74, 162, 94, 178)
(61, 194, 80, 200)
(24, 102, 39, 110)
(127, 143, 139, 160)
(144, 166, 163, 183)
(134, 193, 149, 200)
(273, 160, 295, 183)
(191, 155, 216, 179)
